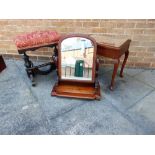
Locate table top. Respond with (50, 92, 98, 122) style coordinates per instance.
(90, 35, 130, 48)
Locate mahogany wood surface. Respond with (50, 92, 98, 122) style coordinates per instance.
(0, 55, 6, 72)
(97, 39, 131, 90)
(52, 81, 101, 100)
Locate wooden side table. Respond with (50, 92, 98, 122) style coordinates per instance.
(0, 55, 6, 72)
(92, 35, 131, 90)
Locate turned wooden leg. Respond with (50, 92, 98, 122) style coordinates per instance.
(110, 59, 120, 91)
(120, 51, 129, 78)
(22, 52, 35, 86)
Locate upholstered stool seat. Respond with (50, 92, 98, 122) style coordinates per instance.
(14, 30, 60, 51)
(14, 30, 61, 86)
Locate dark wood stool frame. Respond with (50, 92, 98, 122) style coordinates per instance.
(18, 43, 58, 86)
(97, 39, 131, 90)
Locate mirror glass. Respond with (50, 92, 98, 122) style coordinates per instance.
(60, 37, 94, 81)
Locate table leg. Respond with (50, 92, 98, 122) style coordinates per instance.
(110, 59, 120, 90)
(120, 50, 129, 78)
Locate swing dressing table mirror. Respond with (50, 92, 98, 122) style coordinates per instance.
(51, 34, 101, 100)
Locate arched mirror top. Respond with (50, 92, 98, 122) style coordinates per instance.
(58, 34, 97, 82)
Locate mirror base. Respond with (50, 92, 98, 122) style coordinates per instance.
(51, 81, 101, 100)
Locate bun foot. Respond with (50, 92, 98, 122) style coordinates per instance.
(95, 95, 101, 100)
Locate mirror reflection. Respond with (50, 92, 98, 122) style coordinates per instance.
(61, 37, 94, 81)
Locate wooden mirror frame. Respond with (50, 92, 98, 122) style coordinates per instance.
(51, 34, 101, 100)
(58, 34, 97, 83)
